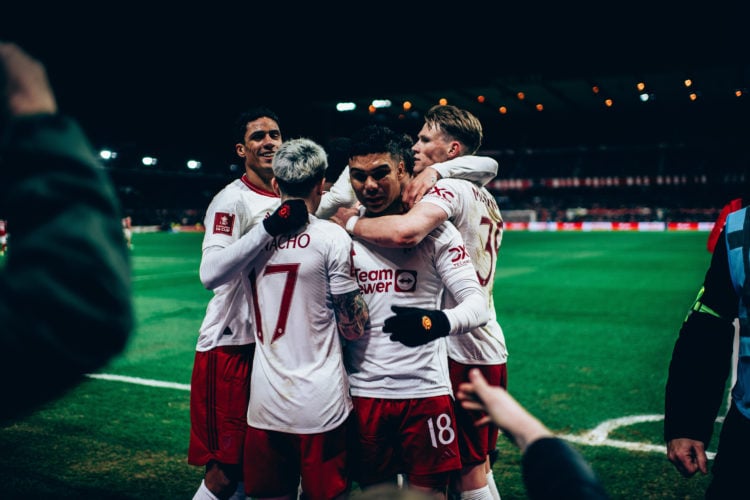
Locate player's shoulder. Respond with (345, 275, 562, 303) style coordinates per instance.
(427, 177, 476, 203)
(208, 178, 244, 203)
(310, 216, 351, 240)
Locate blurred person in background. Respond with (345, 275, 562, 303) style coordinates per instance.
(0, 42, 133, 422)
(665, 204, 750, 499)
(337, 105, 506, 500)
(189, 107, 307, 500)
(122, 215, 133, 250)
(0, 218, 7, 255)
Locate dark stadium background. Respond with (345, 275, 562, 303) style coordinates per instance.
(4, 5, 747, 226)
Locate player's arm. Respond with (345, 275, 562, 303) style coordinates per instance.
(384, 271, 488, 347)
(200, 200, 307, 289)
(349, 201, 448, 248)
(385, 230, 489, 347)
(332, 289, 369, 341)
(440, 264, 490, 336)
(200, 223, 273, 289)
(403, 155, 498, 207)
(316, 166, 357, 219)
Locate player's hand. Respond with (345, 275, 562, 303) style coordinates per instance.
(262, 199, 308, 236)
(402, 166, 440, 209)
(330, 205, 360, 230)
(383, 305, 450, 347)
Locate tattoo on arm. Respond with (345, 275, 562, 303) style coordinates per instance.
(333, 290, 369, 341)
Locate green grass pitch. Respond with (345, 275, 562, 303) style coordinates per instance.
(0, 230, 722, 499)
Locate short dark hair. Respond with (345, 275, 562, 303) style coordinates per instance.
(324, 137, 352, 183)
(233, 106, 280, 144)
(349, 125, 415, 175)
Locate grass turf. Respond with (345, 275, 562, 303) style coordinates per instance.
(0, 230, 720, 499)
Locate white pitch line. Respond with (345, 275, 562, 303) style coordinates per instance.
(87, 373, 720, 458)
(560, 414, 719, 459)
(87, 373, 190, 391)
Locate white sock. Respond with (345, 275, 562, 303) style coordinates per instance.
(460, 485, 492, 500)
(228, 481, 246, 500)
(486, 471, 501, 500)
(193, 479, 220, 500)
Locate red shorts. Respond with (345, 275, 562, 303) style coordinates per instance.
(243, 418, 350, 500)
(448, 360, 507, 466)
(187, 344, 254, 466)
(351, 395, 461, 488)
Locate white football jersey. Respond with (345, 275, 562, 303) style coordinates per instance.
(195, 175, 280, 351)
(420, 178, 508, 364)
(345, 222, 478, 398)
(244, 217, 359, 433)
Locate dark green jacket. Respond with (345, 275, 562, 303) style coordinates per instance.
(0, 114, 133, 422)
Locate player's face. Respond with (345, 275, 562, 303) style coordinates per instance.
(349, 152, 406, 216)
(412, 122, 452, 174)
(235, 117, 282, 183)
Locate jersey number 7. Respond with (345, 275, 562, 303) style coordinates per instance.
(248, 263, 300, 344)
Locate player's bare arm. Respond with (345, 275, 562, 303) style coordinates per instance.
(332, 290, 369, 341)
(351, 202, 447, 248)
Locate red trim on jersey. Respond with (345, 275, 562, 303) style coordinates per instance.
(241, 174, 279, 198)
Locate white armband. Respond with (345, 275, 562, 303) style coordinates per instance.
(345, 215, 360, 235)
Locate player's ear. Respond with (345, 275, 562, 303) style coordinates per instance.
(235, 143, 246, 158)
(270, 177, 281, 196)
(447, 141, 460, 158)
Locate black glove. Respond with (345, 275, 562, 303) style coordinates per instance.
(263, 199, 308, 236)
(383, 305, 450, 347)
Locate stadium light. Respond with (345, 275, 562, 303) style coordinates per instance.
(141, 156, 158, 166)
(186, 160, 202, 170)
(336, 102, 356, 112)
(99, 149, 118, 160)
(371, 99, 392, 109)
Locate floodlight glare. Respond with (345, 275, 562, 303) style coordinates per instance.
(371, 99, 392, 109)
(336, 102, 357, 112)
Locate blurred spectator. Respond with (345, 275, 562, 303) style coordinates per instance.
(0, 42, 133, 422)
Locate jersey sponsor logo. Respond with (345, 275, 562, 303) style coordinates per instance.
(213, 212, 235, 235)
(427, 185, 455, 201)
(448, 245, 470, 264)
(394, 270, 417, 292)
(354, 267, 418, 294)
